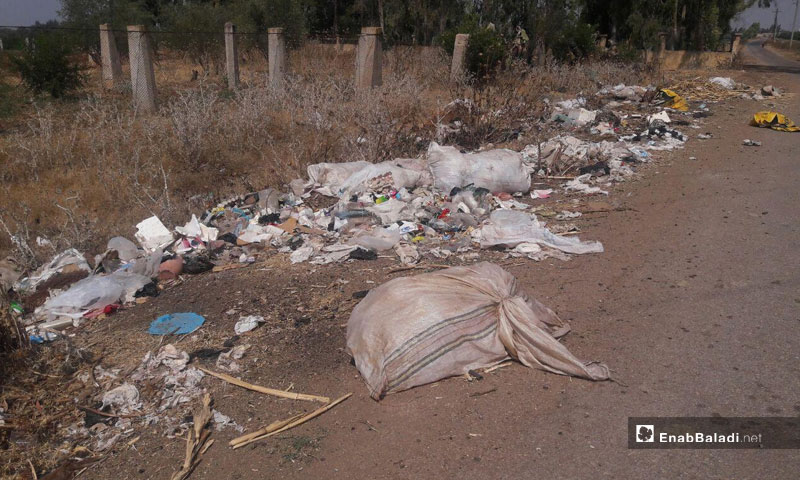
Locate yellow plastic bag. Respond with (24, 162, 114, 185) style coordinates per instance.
(750, 111, 800, 132)
(659, 88, 688, 111)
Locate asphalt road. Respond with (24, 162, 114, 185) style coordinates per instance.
(741, 38, 800, 73)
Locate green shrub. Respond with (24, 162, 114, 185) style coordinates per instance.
(11, 34, 85, 98)
(440, 15, 507, 80)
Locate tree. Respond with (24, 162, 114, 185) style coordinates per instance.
(12, 32, 86, 98)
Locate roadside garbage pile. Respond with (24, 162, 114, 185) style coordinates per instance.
(347, 262, 609, 399)
(11, 78, 726, 343)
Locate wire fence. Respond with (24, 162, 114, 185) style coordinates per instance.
(1, 23, 413, 104)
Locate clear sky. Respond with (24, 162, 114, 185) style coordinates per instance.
(0, 0, 61, 26)
(1, 0, 798, 31)
(733, 0, 799, 29)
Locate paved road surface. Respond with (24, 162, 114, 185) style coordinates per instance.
(741, 38, 800, 73)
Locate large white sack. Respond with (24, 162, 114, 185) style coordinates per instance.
(427, 142, 531, 194)
(307, 161, 372, 197)
(479, 209, 604, 255)
(347, 262, 609, 400)
(337, 161, 429, 198)
(307, 160, 431, 198)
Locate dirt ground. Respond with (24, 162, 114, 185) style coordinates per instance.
(4, 51, 800, 478)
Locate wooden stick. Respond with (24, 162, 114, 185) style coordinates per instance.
(228, 413, 305, 446)
(197, 367, 330, 403)
(231, 393, 352, 449)
(78, 405, 144, 419)
(387, 263, 451, 274)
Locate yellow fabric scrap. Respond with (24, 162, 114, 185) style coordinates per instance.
(750, 111, 800, 132)
(659, 89, 688, 111)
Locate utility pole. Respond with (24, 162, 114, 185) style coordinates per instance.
(791, 0, 799, 49)
(773, 5, 780, 41)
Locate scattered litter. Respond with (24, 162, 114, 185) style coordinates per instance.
(135, 216, 174, 252)
(709, 77, 735, 90)
(531, 189, 553, 199)
(750, 111, 799, 132)
(234, 315, 265, 334)
(656, 89, 688, 111)
(647, 111, 671, 124)
(564, 174, 609, 195)
(478, 209, 603, 254)
(212, 410, 243, 432)
(742, 139, 762, 147)
(760, 85, 780, 97)
(14, 248, 91, 294)
(216, 345, 250, 372)
(35, 271, 150, 324)
(394, 243, 420, 265)
(101, 383, 141, 415)
(347, 263, 609, 399)
(149, 312, 206, 335)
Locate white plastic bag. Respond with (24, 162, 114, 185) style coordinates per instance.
(479, 209, 604, 254)
(306, 161, 371, 197)
(349, 228, 401, 251)
(347, 262, 609, 399)
(37, 271, 151, 321)
(427, 142, 531, 194)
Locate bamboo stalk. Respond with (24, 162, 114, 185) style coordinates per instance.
(228, 413, 305, 446)
(231, 393, 352, 449)
(197, 367, 330, 403)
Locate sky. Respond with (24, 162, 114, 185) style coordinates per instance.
(1, 0, 798, 30)
(733, 0, 799, 30)
(0, 0, 61, 26)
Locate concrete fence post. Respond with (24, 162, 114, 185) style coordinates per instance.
(99, 24, 123, 88)
(596, 34, 608, 50)
(127, 25, 157, 113)
(268, 27, 286, 87)
(731, 33, 742, 57)
(224, 22, 240, 89)
(356, 27, 382, 89)
(450, 33, 469, 80)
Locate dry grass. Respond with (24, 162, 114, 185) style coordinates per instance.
(0, 43, 661, 266)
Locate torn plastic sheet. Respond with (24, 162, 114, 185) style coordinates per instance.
(564, 174, 609, 195)
(14, 248, 91, 294)
(478, 209, 603, 254)
(36, 271, 151, 322)
(750, 111, 800, 132)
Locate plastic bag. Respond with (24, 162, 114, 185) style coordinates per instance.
(306, 161, 372, 197)
(37, 271, 151, 321)
(347, 262, 609, 399)
(14, 248, 91, 294)
(750, 111, 800, 132)
(337, 161, 430, 198)
(427, 142, 531, 194)
(349, 228, 401, 251)
(365, 198, 410, 224)
(479, 209, 604, 254)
